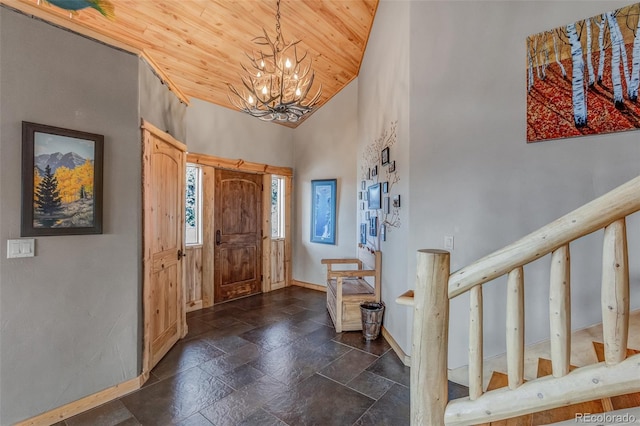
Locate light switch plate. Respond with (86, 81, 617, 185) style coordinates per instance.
(444, 235, 454, 251)
(7, 238, 35, 258)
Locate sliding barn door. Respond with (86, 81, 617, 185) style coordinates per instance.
(214, 169, 262, 302)
(142, 121, 186, 375)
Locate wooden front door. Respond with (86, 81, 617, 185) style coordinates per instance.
(142, 121, 186, 374)
(214, 169, 262, 302)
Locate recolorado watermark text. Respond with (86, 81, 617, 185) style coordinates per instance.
(575, 412, 638, 424)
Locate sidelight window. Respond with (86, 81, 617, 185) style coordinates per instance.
(271, 176, 285, 239)
(185, 164, 202, 245)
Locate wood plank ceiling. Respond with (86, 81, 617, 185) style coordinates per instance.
(2, 0, 379, 127)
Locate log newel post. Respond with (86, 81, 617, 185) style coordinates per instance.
(412, 249, 450, 426)
(601, 218, 629, 365)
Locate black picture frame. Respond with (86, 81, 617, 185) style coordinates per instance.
(382, 181, 388, 193)
(381, 147, 390, 165)
(367, 183, 381, 210)
(389, 161, 396, 173)
(21, 122, 104, 236)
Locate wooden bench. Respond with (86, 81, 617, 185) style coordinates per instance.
(321, 247, 381, 332)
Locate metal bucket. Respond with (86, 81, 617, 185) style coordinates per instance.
(360, 302, 385, 341)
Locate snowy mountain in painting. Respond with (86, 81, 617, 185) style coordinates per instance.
(35, 152, 86, 174)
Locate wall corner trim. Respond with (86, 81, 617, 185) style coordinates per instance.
(381, 326, 411, 366)
(14, 375, 144, 426)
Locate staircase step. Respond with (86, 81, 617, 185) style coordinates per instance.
(531, 358, 605, 425)
(476, 372, 532, 426)
(592, 342, 640, 411)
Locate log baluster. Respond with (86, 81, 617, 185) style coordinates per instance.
(469, 285, 483, 400)
(550, 244, 571, 377)
(601, 218, 629, 365)
(506, 267, 524, 390)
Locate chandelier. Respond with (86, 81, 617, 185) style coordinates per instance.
(228, 0, 322, 123)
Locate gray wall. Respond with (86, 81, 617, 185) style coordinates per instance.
(292, 80, 359, 285)
(408, 1, 640, 368)
(0, 8, 140, 424)
(355, 0, 412, 353)
(186, 98, 294, 167)
(139, 61, 187, 143)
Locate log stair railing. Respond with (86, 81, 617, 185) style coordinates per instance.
(474, 342, 640, 426)
(397, 175, 640, 425)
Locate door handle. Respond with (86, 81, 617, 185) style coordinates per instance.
(177, 249, 187, 260)
(216, 230, 221, 245)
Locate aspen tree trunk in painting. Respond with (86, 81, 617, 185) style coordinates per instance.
(597, 14, 607, 83)
(612, 14, 631, 88)
(628, 14, 640, 101)
(541, 33, 549, 80)
(528, 48, 534, 92)
(534, 37, 541, 79)
(553, 32, 567, 78)
(586, 18, 596, 86)
(607, 12, 625, 108)
(568, 23, 587, 127)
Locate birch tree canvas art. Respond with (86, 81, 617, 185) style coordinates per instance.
(527, 3, 640, 142)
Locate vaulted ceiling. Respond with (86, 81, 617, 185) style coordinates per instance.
(2, 0, 379, 126)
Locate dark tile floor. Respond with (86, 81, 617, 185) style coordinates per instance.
(59, 286, 468, 426)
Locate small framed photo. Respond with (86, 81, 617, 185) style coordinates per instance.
(360, 202, 365, 210)
(360, 223, 367, 244)
(393, 194, 401, 208)
(365, 211, 370, 220)
(361, 180, 366, 190)
(389, 161, 396, 173)
(367, 183, 381, 209)
(359, 191, 363, 200)
(382, 182, 388, 193)
(384, 196, 390, 214)
(363, 191, 368, 201)
(371, 165, 378, 177)
(381, 147, 390, 165)
(366, 168, 371, 179)
(369, 216, 377, 237)
(381, 224, 386, 241)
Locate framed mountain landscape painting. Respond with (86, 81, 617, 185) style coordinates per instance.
(21, 122, 103, 236)
(527, 2, 640, 142)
